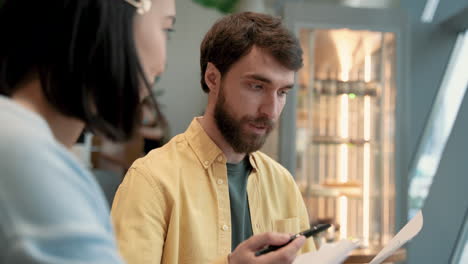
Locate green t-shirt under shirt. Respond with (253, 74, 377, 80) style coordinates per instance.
(227, 157, 254, 251)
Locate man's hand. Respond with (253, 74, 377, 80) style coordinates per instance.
(228, 232, 306, 264)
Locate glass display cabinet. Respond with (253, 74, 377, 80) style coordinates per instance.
(275, 3, 410, 249)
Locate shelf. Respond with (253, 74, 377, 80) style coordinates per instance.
(345, 247, 407, 263)
(307, 80, 380, 97)
(312, 88, 378, 97)
(322, 180, 362, 188)
(300, 181, 363, 198)
(312, 136, 371, 145)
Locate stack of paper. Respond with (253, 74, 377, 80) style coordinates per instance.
(293, 240, 360, 264)
(294, 210, 424, 264)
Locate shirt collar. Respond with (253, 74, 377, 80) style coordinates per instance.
(185, 117, 224, 169)
(184, 117, 259, 172)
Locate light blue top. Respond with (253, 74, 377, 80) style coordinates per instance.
(0, 95, 124, 263)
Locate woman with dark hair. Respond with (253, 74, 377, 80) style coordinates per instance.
(0, 0, 308, 263)
(0, 0, 175, 262)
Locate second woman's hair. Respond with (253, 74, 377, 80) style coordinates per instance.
(0, 0, 160, 141)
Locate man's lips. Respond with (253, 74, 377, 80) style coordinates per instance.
(247, 122, 271, 134)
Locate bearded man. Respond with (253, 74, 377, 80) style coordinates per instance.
(111, 12, 315, 264)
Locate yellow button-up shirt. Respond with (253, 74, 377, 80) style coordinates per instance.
(111, 118, 315, 264)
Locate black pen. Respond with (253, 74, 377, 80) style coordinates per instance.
(255, 223, 331, 256)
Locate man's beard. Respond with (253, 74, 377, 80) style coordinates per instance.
(214, 85, 275, 154)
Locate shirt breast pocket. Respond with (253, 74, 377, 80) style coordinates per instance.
(273, 217, 301, 234)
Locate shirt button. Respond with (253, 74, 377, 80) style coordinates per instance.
(217, 156, 223, 162)
(204, 161, 209, 166)
(217, 179, 224, 185)
(222, 224, 229, 231)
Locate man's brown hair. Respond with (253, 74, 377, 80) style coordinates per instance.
(200, 12, 303, 93)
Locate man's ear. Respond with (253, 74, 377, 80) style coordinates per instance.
(205, 62, 221, 94)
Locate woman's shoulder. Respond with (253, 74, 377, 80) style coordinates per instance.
(0, 98, 106, 201)
(0, 97, 55, 149)
(0, 106, 59, 163)
(0, 111, 110, 227)
(0, 101, 95, 192)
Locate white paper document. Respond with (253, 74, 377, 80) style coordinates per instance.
(369, 210, 423, 264)
(293, 210, 423, 264)
(293, 240, 359, 264)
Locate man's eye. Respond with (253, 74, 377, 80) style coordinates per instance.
(279, 90, 289, 96)
(250, 84, 263, 90)
(164, 28, 175, 39)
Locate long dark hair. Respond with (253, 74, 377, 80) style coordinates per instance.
(0, 0, 159, 141)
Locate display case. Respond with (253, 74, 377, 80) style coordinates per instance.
(276, 3, 410, 249)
